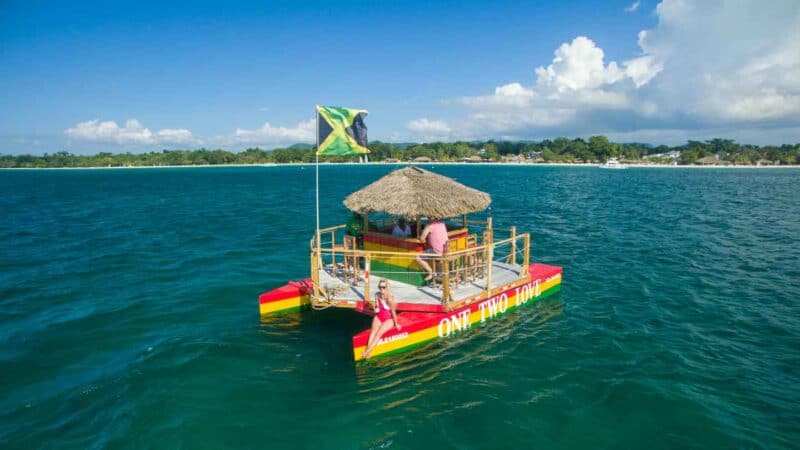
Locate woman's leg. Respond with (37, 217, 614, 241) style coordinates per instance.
(416, 255, 434, 280)
(364, 316, 382, 357)
(364, 320, 396, 359)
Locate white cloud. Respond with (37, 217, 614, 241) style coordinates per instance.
(445, 0, 800, 143)
(157, 128, 194, 143)
(625, 1, 640, 12)
(454, 36, 654, 133)
(203, 118, 317, 149)
(65, 119, 195, 145)
(65, 119, 150, 144)
(233, 118, 315, 146)
(624, 54, 662, 88)
(405, 118, 452, 141)
(534, 36, 627, 93)
(654, 0, 691, 23)
(457, 83, 536, 109)
(407, 118, 450, 134)
(639, 0, 800, 122)
(533, 35, 663, 94)
(576, 89, 630, 108)
(459, 36, 660, 120)
(13, 137, 41, 146)
(495, 83, 535, 98)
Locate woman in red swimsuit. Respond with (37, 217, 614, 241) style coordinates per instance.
(363, 279, 402, 359)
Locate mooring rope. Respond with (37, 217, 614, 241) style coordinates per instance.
(312, 282, 351, 310)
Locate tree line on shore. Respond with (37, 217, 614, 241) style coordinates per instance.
(2, 137, 798, 168)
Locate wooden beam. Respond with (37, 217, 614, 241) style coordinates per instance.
(510, 226, 516, 265)
(442, 254, 451, 310)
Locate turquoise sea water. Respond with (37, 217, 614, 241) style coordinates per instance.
(1, 165, 798, 449)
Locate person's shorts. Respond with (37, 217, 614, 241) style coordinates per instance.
(420, 248, 442, 259)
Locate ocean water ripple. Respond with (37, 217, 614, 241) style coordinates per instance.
(1, 166, 799, 448)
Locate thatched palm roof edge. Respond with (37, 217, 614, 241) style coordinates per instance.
(343, 167, 491, 218)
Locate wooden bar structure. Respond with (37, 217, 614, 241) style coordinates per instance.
(361, 221, 468, 287)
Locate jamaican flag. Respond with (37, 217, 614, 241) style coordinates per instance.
(316, 106, 369, 156)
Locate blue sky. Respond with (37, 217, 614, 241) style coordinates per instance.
(1, 0, 798, 154)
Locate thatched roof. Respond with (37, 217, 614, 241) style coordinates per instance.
(343, 167, 491, 218)
(413, 156, 432, 162)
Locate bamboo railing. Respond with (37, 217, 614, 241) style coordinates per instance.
(309, 223, 530, 310)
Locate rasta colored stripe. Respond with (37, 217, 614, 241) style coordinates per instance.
(352, 268, 563, 361)
(257, 264, 563, 363)
(316, 106, 370, 156)
(259, 279, 313, 315)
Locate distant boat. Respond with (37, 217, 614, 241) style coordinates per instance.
(599, 158, 626, 169)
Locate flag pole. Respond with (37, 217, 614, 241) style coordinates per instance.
(315, 106, 321, 258)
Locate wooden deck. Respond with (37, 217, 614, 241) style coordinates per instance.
(316, 260, 525, 310)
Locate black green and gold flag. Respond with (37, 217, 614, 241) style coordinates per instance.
(316, 106, 369, 156)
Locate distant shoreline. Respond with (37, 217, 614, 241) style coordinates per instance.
(2, 162, 799, 170)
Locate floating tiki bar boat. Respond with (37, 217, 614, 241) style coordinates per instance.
(259, 166, 563, 361)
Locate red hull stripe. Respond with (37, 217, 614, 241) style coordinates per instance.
(394, 302, 444, 313)
(258, 279, 313, 304)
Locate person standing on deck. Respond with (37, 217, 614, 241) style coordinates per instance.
(415, 217, 448, 282)
(346, 212, 365, 248)
(363, 279, 401, 359)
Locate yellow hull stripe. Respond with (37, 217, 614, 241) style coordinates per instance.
(259, 295, 309, 315)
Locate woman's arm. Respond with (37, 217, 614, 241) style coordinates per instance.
(419, 224, 430, 243)
(388, 295, 402, 330)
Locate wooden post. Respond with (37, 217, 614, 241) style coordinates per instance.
(415, 216, 421, 239)
(486, 239, 493, 296)
(523, 233, 530, 277)
(311, 249, 319, 305)
(486, 217, 494, 293)
(510, 226, 516, 265)
(363, 252, 371, 305)
(442, 254, 451, 309)
(484, 230, 493, 296)
(329, 230, 336, 268)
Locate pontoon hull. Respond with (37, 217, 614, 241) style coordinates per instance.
(258, 279, 312, 315)
(351, 263, 561, 360)
(259, 264, 562, 360)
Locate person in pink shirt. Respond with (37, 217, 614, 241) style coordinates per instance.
(415, 217, 448, 282)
